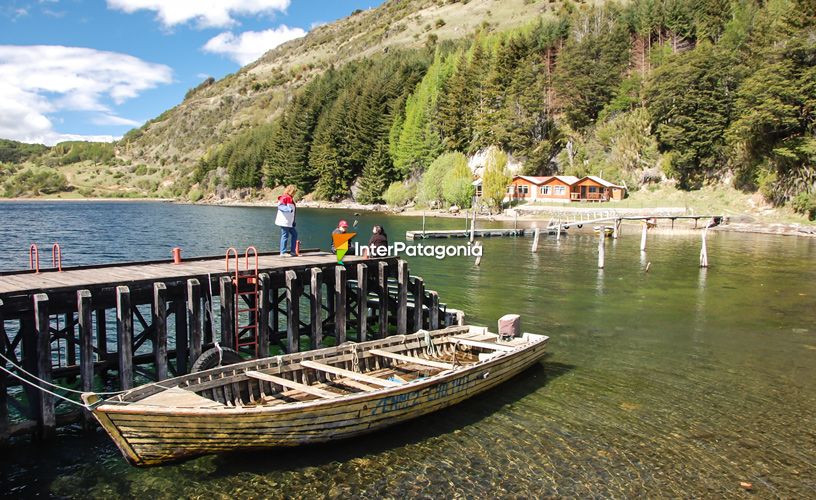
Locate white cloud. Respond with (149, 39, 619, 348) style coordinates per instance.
(203, 26, 305, 65)
(107, 0, 291, 28)
(92, 114, 143, 127)
(0, 45, 172, 145)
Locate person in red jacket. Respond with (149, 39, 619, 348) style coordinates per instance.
(275, 185, 297, 256)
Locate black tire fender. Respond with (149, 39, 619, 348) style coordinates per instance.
(191, 346, 243, 373)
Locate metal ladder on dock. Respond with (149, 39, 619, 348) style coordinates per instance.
(226, 247, 260, 356)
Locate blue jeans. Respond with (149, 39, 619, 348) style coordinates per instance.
(280, 226, 297, 254)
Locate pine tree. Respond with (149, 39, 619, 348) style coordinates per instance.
(357, 140, 395, 204)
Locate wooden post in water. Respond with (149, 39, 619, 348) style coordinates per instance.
(187, 279, 202, 369)
(531, 227, 540, 253)
(470, 210, 476, 243)
(474, 242, 482, 266)
(152, 283, 168, 381)
(396, 260, 408, 335)
(613, 218, 621, 239)
(116, 286, 133, 390)
(598, 230, 605, 269)
(95, 308, 107, 375)
(77, 290, 93, 429)
(376, 262, 388, 339)
(334, 266, 347, 345)
(219, 276, 234, 350)
(285, 270, 301, 353)
(413, 276, 425, 331)
(33, 293, 55, 439)
(428, 291, 440, 330)
(258, 273, 271, 358)
(356, 263, 368, 342)
(640, 221, 648, 252)
(309, 268, 323, 349)
(700, 227, 709, 268)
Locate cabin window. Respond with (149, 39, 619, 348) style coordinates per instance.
(554, 186, 565, 195)
(540, 186, 550, 195)
(589, 186, 598, 193)
(518, 185, 529, 195)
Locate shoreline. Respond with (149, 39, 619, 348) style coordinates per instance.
(3, 196, 813, 238)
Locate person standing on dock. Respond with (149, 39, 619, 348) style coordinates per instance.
(276, 185, 298, 256)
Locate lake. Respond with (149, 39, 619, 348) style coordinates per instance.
(1, 201, 815, 497)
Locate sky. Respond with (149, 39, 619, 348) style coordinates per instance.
(0, 0, 384, 146)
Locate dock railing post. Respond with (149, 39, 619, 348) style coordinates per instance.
(115, 286, 133, 391)
(33, 293, 55, 439)
(187, 279, 202, 369)
(152, 283, 168, 381)
(396, 260, 408, 335)
(309, 268, 323, 349)
(334, 266, 347, 345)
(285, 270, 301, 353)
(77, 290, 94, 429)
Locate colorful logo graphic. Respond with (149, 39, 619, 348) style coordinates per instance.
(332, 232, 356, 264)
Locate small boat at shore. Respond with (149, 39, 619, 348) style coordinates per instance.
(83, 324, 549, 466)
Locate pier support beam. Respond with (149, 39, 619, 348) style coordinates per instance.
(152, 283, 168, 381)
(285, 270, 301, 353)
(396, 260, 408, 335)
(309, 268, 323, 349)
(187, 279, 202, 368)
(95, 308, 107, 375)
(334, 266, 347, 345)
(378, 261, 389, 339)
(77, 290, 94, 429)
(258, 273, 271, 358)
(356, 264, 368, 342)
(34, 294, 55, 439)
(116, 286, 133, 390)
(219, 276, 234, 350)
(173, 295, 187, 375)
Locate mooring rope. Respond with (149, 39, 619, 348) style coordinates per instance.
(0, 364, 90, 409)
(0, 350, 125, 396)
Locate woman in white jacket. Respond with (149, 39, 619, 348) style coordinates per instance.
(275, 185, 298, 256)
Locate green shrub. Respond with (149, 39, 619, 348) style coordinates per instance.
(2, 167, 68, 197)
(382, 180, 416, 207)
(188, 188, 204, 202)
(791, 192, 816, 221)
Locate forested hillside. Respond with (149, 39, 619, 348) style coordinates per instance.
(191, 0, 815, 216)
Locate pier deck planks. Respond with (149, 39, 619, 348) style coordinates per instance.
(0, 252, 368, 297)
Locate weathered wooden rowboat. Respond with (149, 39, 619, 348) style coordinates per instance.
(82, 324, 549, 466)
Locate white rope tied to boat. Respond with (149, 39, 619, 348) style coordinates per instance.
(0, 350, 125, 396)
(421, 329, 437, 358)
(0, 363, 90, 409)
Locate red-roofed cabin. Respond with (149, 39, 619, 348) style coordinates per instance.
(507, 176, 549, 202)
(571, 176, 626, 202)
(539, 176, 578, 202)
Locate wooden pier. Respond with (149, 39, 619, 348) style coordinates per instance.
(0, 250, 461, 442)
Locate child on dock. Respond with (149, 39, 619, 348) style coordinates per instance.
(275, 185, 298, 256)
